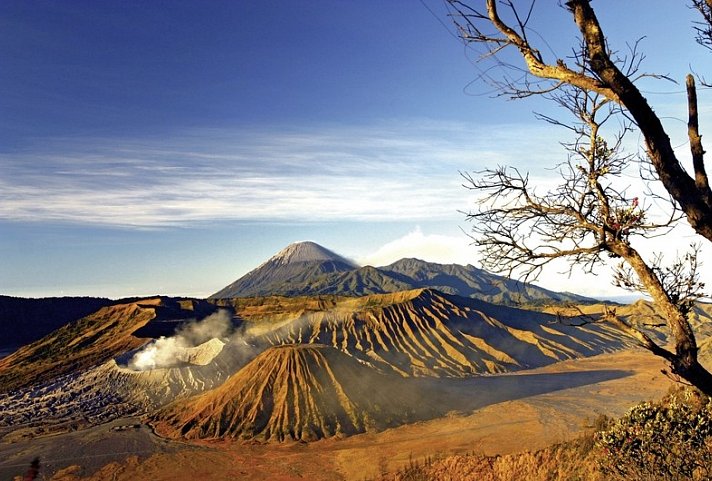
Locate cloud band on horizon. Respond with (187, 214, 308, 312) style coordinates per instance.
(0, 120, 562, 228)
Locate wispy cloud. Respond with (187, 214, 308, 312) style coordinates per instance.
(0, 120, 562, 228)
(357, 226, 474, 267)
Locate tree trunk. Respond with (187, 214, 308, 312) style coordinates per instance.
(608, 240, 712, 395)
(672, 357, 712, 397)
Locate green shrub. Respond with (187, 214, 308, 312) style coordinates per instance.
(595, 387, 712, 481)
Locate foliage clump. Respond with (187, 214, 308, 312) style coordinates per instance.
(595, 387, 712, 481)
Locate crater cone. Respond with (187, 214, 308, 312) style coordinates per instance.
(152, 344, 424, 442)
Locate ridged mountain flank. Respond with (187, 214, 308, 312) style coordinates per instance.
(0, 297, 219, 393)
(220, 289, 631, 378)
(211, 241, 359, 299)
(152, 344, 428, 441)
(0, 296, 115, 353)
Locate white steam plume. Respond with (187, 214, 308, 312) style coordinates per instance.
(129, 310, 233, 371)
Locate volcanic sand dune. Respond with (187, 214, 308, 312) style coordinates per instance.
(152, 344, 439, 442)
(0, 288, 678, 478)
(227, 289, 634, 378)
(1, 289, 640, 444)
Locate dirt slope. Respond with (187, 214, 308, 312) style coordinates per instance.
(0, 298, 217, 393)
(152, 344, 431, 441)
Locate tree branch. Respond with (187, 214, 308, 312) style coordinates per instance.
(600, 306, 676, 363)
(452, 0, 712, 395)
(692, 0, 712, 50)
(449, 0, 621, 101)
(687, 74, 709, 192)
(607, 239, 700, 365)
(566, 0, 712, 242)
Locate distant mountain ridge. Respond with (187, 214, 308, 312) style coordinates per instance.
(0, 296, 115, 353)
(211, 241, 594, 306)
(382, 258, 588, 305)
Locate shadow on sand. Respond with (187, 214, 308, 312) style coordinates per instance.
(409, 368, 632, 419)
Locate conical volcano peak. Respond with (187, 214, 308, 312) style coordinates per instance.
(210, 242, 360, 299)
(151, 343, 424, 441)
(271, 241, 358, 267)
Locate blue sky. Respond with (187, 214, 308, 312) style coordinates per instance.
(1, 1, 709, 299)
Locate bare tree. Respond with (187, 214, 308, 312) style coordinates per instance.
(448, 0, 712, 240)
(447, 1, 712, 394)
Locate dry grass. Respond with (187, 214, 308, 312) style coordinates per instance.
(371, 387, 712, 481)
(368, 435, 603, 481)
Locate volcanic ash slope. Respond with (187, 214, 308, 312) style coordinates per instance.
(0, 301, 157, 393)
(0, 338, 253, 435)
(228, 289, 633, 378)
(152, 344, 431, 442)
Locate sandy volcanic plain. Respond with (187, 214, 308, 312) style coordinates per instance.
(1, 288, 696, 480)
(0, 348, 674, 481)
